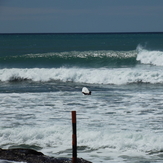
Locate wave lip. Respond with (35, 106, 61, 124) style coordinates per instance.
(136, 46, 163, 66)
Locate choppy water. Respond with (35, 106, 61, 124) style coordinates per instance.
(0, 33, 163, 163)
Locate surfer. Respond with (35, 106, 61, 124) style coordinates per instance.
(82, 87, 91, 95)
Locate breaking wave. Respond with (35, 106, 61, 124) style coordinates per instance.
(136, 45, 163, 66)
(0, 67, 163, 85)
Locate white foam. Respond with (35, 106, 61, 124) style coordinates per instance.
(1, 67, 163, 85)
(137, 45, 163, 66)
(1, 119, 163, 161)
(24, 50, 136, 59)
(1, 91, 163, 162)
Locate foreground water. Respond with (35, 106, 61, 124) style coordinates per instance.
(1, 83, 163, 163)
(0, 33, 163, 163)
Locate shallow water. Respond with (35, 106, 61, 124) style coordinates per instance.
(1, 82, 163, 163)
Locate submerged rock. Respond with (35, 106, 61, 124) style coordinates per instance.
(0, 148, 92, 163)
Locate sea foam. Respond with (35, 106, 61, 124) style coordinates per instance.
(136, 45, 163, 66)
(0, 67, 163, 85)
(0, 46, 163, 85)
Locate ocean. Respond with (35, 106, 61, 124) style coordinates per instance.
(0, 33, 163, 163)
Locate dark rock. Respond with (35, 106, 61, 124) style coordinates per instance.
(0, 148, 92, 163)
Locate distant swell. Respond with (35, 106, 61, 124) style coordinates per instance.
(0, 50, 137, 68)
(1, 48, 163, 68)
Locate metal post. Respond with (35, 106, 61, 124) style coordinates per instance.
(72, 111, 77, 163)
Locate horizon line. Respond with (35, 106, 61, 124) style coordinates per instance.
(0, 31, 163, 35)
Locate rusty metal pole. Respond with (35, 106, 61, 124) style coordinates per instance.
(72, 111, 77, 163)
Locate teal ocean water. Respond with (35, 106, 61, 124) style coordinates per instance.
(1, 33, 163, 163)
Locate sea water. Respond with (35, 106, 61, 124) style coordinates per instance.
(0, 33, 163, 163)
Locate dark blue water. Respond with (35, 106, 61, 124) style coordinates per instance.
(0, 33, 163, 68)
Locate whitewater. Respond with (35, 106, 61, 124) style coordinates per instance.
(1, 33, 163, 163)
(1, 86, 163, 163)
(1, 47, 163, 85)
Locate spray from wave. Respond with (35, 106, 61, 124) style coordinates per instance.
(136, 45, 163, 66)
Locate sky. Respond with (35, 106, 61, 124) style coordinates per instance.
(0, 0, 163, 33)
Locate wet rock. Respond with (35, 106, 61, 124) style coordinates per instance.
(0, 148, 92, 163)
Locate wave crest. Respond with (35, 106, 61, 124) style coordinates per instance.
(136, 45, 163, 66)
(0, 50, 137, 68)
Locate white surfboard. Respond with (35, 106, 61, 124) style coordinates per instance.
(82, 87, 91, 95)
